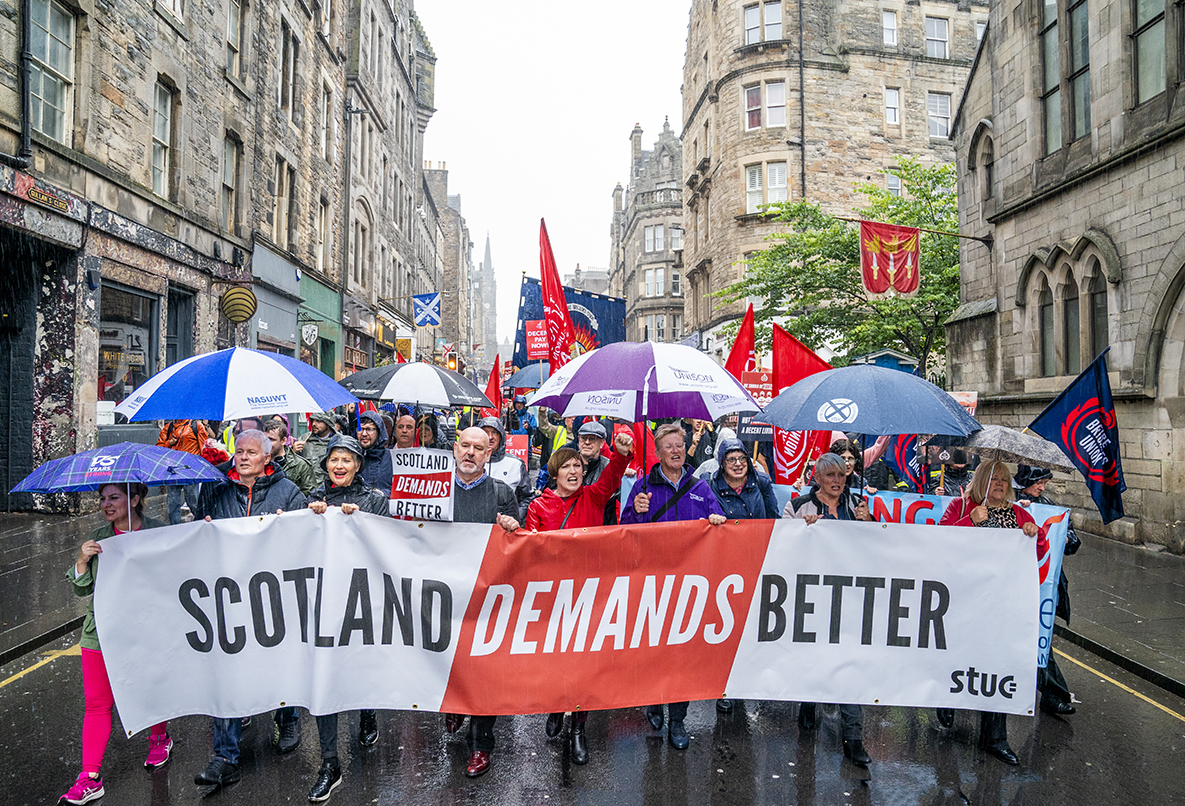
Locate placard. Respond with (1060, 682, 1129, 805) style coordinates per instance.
(525, 320, 549, 360)
(389, 447, 455, 521)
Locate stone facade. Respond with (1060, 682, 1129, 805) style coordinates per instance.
(950, 0, 1185, 552)
(681, 0, 985, 359)
(0, 0, 441, 512)
(564, 265, 610, 296)
(424, 165, 473, 370)
(609, 120, 685, 344)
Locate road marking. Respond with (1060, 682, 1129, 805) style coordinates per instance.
(1054, 647, 1185, 724)
(0, 644, 80, 691)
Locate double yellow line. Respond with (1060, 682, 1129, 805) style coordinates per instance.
(1054, 647, 1185, 723)
(0, 643, 80, 691)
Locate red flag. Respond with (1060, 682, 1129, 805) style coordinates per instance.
(859, 220, 921, 297)
(396, 351, 407, 364)
(539, 219, 577, 373)
(480, 361, 502, 418)
(771, 324, 832, 485)
(724, 303, 758, 381)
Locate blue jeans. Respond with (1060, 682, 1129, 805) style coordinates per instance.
(167, 483, 201, 524)
(211, 717, 242, 765)
(212, 707, 297, 764)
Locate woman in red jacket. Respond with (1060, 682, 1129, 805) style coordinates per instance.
(525, 430, 633, 765)
(937, 459, 1042, 767)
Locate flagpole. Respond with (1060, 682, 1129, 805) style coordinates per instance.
(840, 216, 993, 249)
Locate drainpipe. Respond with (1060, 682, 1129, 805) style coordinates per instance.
(0, 0, 34, 170)
(798, 0, 806, 198)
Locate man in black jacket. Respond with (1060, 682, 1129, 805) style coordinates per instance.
(356, 411, 394, 494)
(192, 430, 307, 788)
(446, 427, 518, 778)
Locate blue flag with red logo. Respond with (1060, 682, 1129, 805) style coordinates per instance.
(883, 434, 924, 493)
(1028, 347, 1125, 523)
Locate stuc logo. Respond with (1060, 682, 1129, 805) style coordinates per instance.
(88, 455, 117, 472)
(817, 398, 859, 424)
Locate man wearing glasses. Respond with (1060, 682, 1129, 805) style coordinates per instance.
(621, 423, 726, 749)
(356, 411, 394, 494)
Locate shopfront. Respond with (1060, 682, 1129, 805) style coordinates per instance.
(250, 244, 302, 355)
(98, 282, 159, 403)
(299, 272, 342, 379)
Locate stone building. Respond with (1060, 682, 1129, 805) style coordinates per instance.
(424, 164, 473, 370)
(949, 0, 1185, 552)
(341, 0, 436, 371)
(609, 120, 685, 344)
(476, 234, 498, 372)
(681, 0, 985, 359)
(564, 264, 611, 296)
(0, 0, 439, 512)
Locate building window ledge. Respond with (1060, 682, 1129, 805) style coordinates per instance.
(153, 1, 191, 40)
(733, 39, 791, 56)
(735, 211, 778, 224)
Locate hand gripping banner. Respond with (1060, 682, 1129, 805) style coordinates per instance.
(94, 511, 1039, 735)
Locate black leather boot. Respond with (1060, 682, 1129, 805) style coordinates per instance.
(798, 703, 817, 731)
(546, 712, 564, 738)
(570, 722, 589, 765)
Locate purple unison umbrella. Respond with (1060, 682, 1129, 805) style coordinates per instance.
(527, 342, 760, 421)
(12, 442, 225, 493)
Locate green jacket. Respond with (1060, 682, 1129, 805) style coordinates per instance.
(297, 432, 335, 484)
(69, 516, 167, 651)
(274, 450, 317, 495)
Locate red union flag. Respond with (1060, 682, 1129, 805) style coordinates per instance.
(539, 219, 578, 373)
(859, 220, 921, 298)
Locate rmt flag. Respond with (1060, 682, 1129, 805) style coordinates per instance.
(1029, 347, 1126, 523)
(884, 434, 924, 493)
(859, 220, 921, 297)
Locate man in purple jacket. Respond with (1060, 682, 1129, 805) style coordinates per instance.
(622, 422, 726, 749)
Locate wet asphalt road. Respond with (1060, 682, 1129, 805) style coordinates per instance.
(3, 635, 1184, 806)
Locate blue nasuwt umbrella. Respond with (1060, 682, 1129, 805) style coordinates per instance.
(11, 442, 225, 493)
(114, 347, 359, 422)
(759, 364, 981, 437)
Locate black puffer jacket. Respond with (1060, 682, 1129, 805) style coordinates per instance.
(309, 477, 391, 516)
(196, 461, 307, 520)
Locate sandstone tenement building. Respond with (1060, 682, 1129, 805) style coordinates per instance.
(681, 0, 985, 359)
(609, 120, 686, 344)
(0, 0, 447, 512)
(950, 0, 1185, 552)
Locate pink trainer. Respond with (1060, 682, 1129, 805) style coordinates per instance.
(144, 733, 173, 768)
(60, 773, 104, 804)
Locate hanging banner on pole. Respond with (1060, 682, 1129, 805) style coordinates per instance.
(859, 220, 921, 298)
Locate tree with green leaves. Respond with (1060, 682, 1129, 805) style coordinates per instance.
(713, 157, 964, 382)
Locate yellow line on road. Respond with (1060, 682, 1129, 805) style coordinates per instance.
(0, 644, 80, 691)
(1054, 647, 1185, 723)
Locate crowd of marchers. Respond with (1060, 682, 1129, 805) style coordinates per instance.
(57, 399, 1080, 805)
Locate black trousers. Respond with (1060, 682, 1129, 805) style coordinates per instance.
(802, 703, 863, 741)
(315, 710, 375, 760)
(980, 711, 1008, 746)
(469, 715, 497, 752)
(649, 702, 689, 722)
(1038, 655, 1072, 706)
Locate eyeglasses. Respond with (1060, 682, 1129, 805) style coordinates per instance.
(358, 426, 378, 435)
(724, 456, 747, 465)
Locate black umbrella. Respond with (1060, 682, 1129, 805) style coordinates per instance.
(340, 361, 493, 407)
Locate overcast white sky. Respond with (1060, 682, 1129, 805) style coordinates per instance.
(414, 1, 688, 349)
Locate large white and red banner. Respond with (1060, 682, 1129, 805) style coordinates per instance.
(95, 512, 1039, 735)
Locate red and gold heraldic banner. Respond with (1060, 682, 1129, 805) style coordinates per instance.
(859, 220, 921, 298)
(94, 511, 1039, 735)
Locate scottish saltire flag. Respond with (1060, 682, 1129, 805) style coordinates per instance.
(883, 434, 924, 493)
(1029, 347, 1126, 523)
(413, 293, 442, 327)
